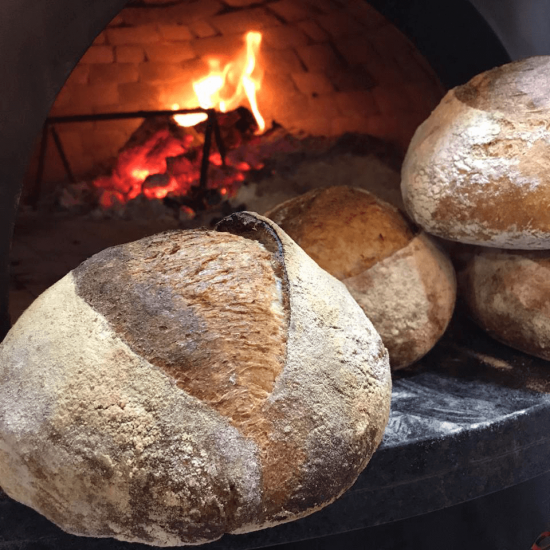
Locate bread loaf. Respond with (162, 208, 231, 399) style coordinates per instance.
(402, 56, 550, 249)
(460, 248, 550, 360)
(0, 212, 391, 546)
(265, 186, 456, 369)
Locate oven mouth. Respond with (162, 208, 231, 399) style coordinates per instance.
(0, 0, 509, 339)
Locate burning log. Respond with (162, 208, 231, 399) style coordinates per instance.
(90, 106, 267, 213)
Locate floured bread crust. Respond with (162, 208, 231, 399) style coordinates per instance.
(402, 56, 550, 249)
(460, 248, 550, 360)
(266, 187, 456, 370)
(0, 213, 391, 546)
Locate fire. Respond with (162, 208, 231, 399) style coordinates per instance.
(91, 31, 269, 210)
(173, 31, 265, 132)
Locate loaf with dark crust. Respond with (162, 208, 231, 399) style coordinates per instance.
(402, 56, 550, 249)
(266, 187, 456, 369)
(0, 212, 391, 547)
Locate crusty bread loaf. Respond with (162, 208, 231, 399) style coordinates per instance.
(266, 186, 456, 369)
(0, 212, 391, 547)
(459, 248, 550, 360)
(402, 56, 550, 249)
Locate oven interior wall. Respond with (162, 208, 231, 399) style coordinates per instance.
(25, 0, 444, 193)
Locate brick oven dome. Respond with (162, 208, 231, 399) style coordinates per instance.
(37, 0, 447, 188)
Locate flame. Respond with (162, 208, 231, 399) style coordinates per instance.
(241, 32, 265, 132)
(172, 31, 265, 132)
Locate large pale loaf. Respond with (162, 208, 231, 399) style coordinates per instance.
(0, 212, 391, 547)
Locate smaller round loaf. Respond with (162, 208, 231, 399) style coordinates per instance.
(0, 212, 391, 546)
(459, 248, 550, 360)
(265, 186, 457, 369)
(402, 56, 550, 249)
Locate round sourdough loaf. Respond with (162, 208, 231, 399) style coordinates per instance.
(265, 186, 456, 369)
(401, 56, 550, 249)
(459, 248, 550, 360)
(0, 212, 391, 547)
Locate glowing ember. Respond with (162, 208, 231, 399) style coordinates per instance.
(91, 113, 269, 209)
(132, 168, 150, 180)
(172, 31, 265, 132)
(93, 127, 193, 206)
